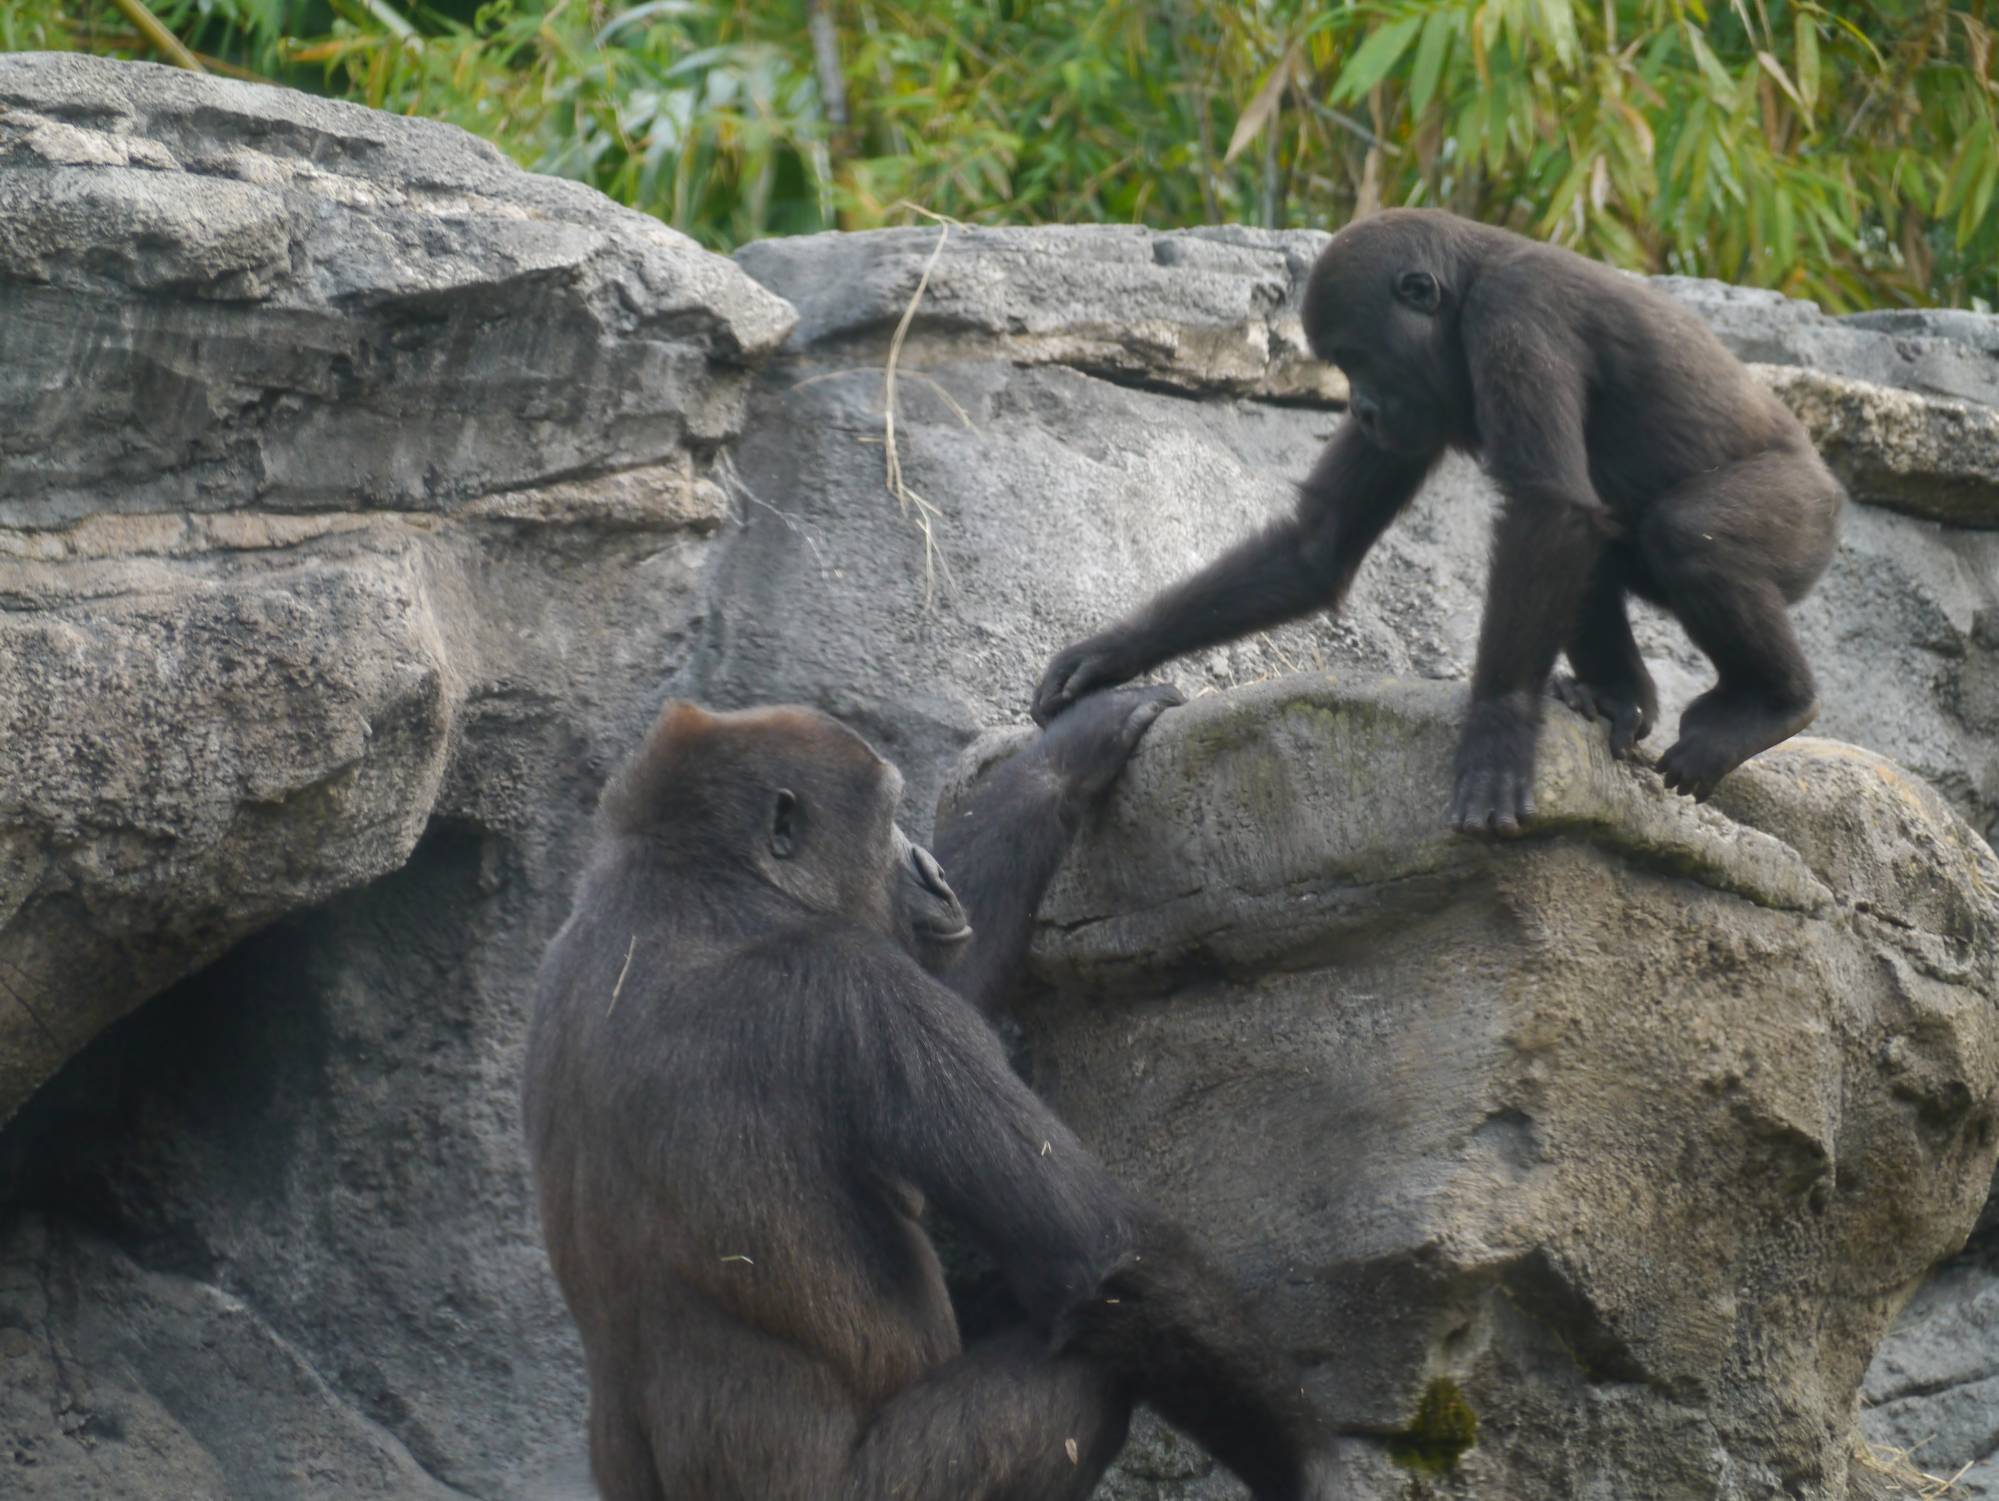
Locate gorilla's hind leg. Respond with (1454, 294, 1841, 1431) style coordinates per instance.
(1643, 453, 1829, 801)
(667, 1328, 1130, 1501)
(589, 1383, 666, 1501)
(1554, 548, 1657, 759)
(841, 1333, 1131, 1501)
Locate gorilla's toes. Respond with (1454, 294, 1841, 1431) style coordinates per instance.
(1657, 735, 1734, 802)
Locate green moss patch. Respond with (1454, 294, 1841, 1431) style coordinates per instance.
(1387, 1378, 1478, 1474)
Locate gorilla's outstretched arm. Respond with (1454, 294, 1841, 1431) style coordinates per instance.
(926, 683, 1181, 1016)
(1031, 430, 1434, 727)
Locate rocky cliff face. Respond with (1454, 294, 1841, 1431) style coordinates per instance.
(0, 51, 793, 1497)
(1, 52, 1996, 1501)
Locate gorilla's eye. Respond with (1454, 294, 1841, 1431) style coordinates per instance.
(770, 789, 802, 858)
(1394, 270, 1442, 313)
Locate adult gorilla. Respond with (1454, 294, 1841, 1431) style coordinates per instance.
(1035, 208, 1844, 833)
(522, 687, 1333, 1501)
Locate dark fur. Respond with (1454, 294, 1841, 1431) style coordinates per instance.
(1033, 208, 1844, 830)
(522, 688, 1332, 1501)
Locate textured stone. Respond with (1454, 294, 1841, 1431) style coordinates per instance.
(0, 53, 776, 1499)
(1759, 364, 1999, 526)
(945, 676, 1999, 1500)
(1655, 276, 1999, 409)
(736, 222, 1344, 402)
(1862, 1234, 1999, 1497)
(0, 536, 454, 1121)
(0, 1214, 461, 1500)
(0, 52, 794, 527)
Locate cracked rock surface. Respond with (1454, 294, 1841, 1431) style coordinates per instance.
(3, 51, 1999, 1501)
(945, 677, 1999, 1500)
(0, 53, 786, 1498)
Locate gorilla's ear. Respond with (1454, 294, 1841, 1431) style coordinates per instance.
(770, 788, 802, 858)
(1394, 270, 1442, 314)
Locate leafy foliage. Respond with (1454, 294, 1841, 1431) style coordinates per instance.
(11, 0, 1996, 308)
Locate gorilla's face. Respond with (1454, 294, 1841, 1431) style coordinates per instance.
(748, 712, 970, 954)
(1324, 337, 1451, 454)
(1304, 215, 1467, 455)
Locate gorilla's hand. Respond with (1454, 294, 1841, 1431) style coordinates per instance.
(1032, 631, 1145, 727)
(1449, 692, 1540, 838)
(1040, 682, 1183, 807)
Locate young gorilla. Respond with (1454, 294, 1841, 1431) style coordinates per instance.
(522, 686, 1333, 1501)
(1033, 208, 1845, 833)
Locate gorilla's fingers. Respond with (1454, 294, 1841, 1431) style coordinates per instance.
(1035, 641, 1113, 726)
(1120, 683, 1186, 744)
(1448, 770, 1489, 835)
(1608, 701, 1645, 759)
(1448, 765, 1534, 838)
(1552, 675, 1596, 721)
(1508, 775, 1534, 835)
(1030, 659, 1072, 727)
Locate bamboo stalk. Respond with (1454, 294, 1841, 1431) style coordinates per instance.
(105, 0, 206, 71)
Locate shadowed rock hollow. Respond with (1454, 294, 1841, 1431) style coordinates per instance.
(2, 52, 1998, 1501)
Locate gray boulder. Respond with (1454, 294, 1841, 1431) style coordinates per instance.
(946, 677, 1999, 1500)
(0, 1214, 463, 1499)
(0, 50, 791, 1125)
(0, 52, 784, 1498)
(0, 52, 792, 527)
(1863, 1234, 1999, 1498)
(1759, 365, 1999, 527)
(1653, 276, 1999, 409)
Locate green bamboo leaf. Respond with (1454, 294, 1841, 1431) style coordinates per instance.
(1756, 50, 1803, 112)
(1596, 214, 1644, 264)
(1825, 13, 1884, 70)
(1474, 2, 1499, 81)
(1962, 140, 1999, 250)
(1485, 73, 1510, 173)
(1533, 0, 1578, 69)
(1938, 133, 1982, 215)
(1455, 99, 1486, 169)
(1225, 43, 1298, 165)
(1707, 133, 1744, 205)
(1410, 8, 1454, 114)
(1667, 104, 1705, 186)
(1332, 14, 1423, 103)
(1889, 150, 1925, 217)
(1683, 24, 1732, 96)
(1794, 14, 1819, 113)
(1538, 152, 1591, 234)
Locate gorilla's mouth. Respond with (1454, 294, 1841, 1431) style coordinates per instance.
(918, 920, 974, 945)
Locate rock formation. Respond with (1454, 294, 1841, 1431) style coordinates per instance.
(946, 679, 1999, 1498)
(0, 51, 792, 1496)
(2, 52, 1997, 1501)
